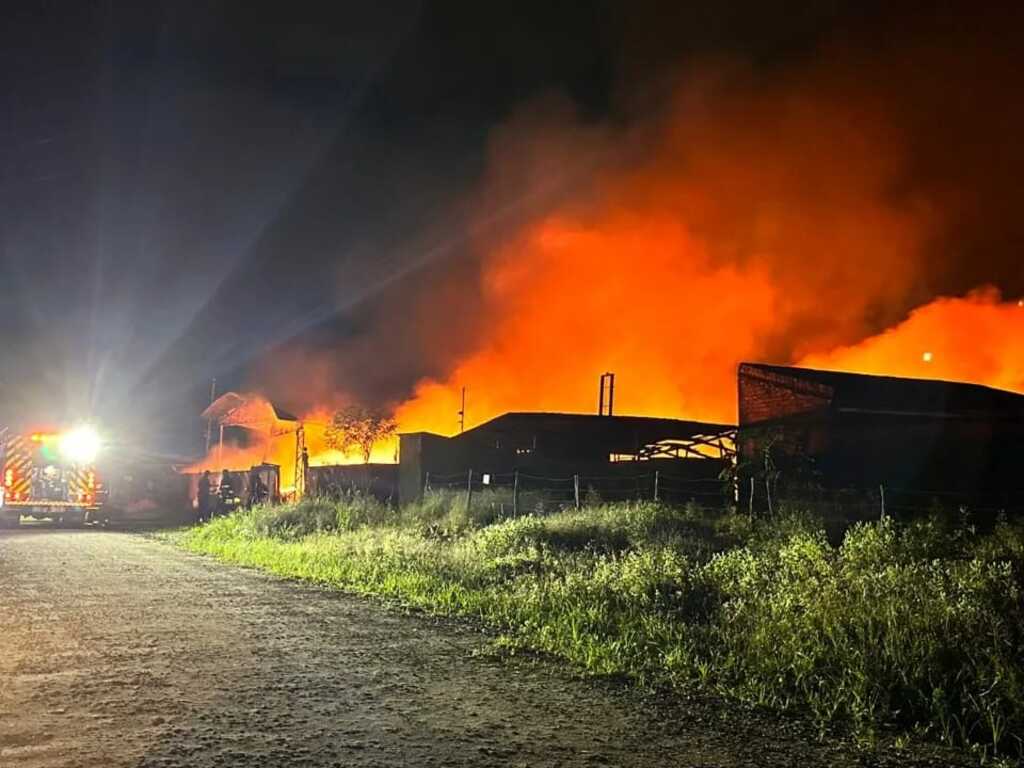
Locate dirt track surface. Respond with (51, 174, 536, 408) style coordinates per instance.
(1, 528, 966, 767)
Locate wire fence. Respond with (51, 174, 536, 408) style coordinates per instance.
(423, 468, 1024, 521)
(425, 469, 731, 515)
(743, 477, 1024, 521)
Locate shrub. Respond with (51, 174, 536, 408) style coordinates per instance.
(237, 498, 340, 539)
(231, 492, 392, 540)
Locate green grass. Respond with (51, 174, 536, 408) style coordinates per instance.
(163, 495, 1024, 760)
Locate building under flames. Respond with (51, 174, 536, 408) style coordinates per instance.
(184, 367, 1024, 517)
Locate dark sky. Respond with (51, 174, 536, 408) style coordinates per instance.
(0, 1, 1018, 453)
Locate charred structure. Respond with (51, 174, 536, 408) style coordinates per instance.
(399, 412, 735, 505)
(737, 363, 1024, 516)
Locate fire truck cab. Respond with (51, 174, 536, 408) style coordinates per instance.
(1, 426, 105, 528)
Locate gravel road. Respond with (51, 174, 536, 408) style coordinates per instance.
(0, 528, 966, 767)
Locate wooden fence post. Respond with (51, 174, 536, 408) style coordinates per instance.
(424, 471, 431, 493)
(653, 470, 660, 502)
(574, 474, 580, 510)
(466, 469, 474, 515)
(748, 477, 755, 517)
(513, 470, 519, 517)
(879, 484, 886, 519)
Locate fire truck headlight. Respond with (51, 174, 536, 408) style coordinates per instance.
(59, 426, 101, 464)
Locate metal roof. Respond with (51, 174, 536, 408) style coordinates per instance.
(740, 363, 1024, 423)
(455, 411, 735, 453)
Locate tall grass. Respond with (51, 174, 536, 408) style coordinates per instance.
(171, 496, 1024, 759)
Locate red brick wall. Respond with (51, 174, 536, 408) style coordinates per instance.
(739, 364, 833, 425)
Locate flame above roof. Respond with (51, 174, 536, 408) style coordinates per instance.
(201, 392, 298, 433)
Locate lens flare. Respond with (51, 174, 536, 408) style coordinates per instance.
(59, 426, 101, 464)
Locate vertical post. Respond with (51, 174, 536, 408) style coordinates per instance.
(574, 474, 580, 510)
(424, 471, 431, 493)
(879, 484, 886, 519)
(466, 469, 474, 515)
(218, 424, 225, 467)
(512, 470, 519, 517)
(458, 387, 467, 433)
(293, 425, 306, 499)
(204, 378, 217, 453)
(748, 477, 755, 517)
(653, 470, 660, 502)
(598, 372, 616, 416)
(765, 476, 774, 518)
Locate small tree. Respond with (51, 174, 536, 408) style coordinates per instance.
(324, 405, 397, 464)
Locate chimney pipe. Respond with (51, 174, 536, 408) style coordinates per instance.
(598, 372, 615, 416)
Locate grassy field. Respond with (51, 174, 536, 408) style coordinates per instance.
(165, 491, 1024, 760)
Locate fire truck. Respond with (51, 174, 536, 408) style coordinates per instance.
(0, 426, 105, 527)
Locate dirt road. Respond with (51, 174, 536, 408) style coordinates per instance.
(0, 528, 963, 767)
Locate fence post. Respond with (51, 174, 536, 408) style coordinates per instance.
(765, 476, 774, 518)
(424, 471, 431, 493)
(879, 483, 886, 519)
(574, 474, 580, 510)
(466, 469, 474, 515)
(512, 470, 519, 517)
(748, 477, 755, 517)
(653, 470, 660, 502)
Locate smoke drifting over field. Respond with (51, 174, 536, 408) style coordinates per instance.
(258, 8, 1024, 435)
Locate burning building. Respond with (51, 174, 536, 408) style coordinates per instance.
(193, 392, 302, 494)
(190, 392, 399, 501)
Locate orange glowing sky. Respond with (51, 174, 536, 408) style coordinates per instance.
(229, 51, 1024, 471)
(389, 74, 1022, 437)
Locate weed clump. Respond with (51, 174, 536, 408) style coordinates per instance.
(231, 492, 391, 539)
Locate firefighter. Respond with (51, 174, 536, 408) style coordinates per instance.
(218, 469, 235, 515)
(197, 470, 212, 522)
(248, 469, 268, 507)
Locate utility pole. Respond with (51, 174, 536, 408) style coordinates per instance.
(458, 386, 466, 433)
(204, 378, 217, 453)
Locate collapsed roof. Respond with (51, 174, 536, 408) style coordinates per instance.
(201, 392, 298, 434)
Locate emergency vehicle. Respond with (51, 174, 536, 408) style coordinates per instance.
(1, 426, 105, 527)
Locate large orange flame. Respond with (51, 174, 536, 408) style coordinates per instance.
(243, 50, 1023, 453)
(799, 289, 1024, 390)
(187, 405, 397, 489)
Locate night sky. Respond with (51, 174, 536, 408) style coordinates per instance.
(1, 2, 1020, 455)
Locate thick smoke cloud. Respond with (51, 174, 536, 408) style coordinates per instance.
(256, 5, 1024, 431)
